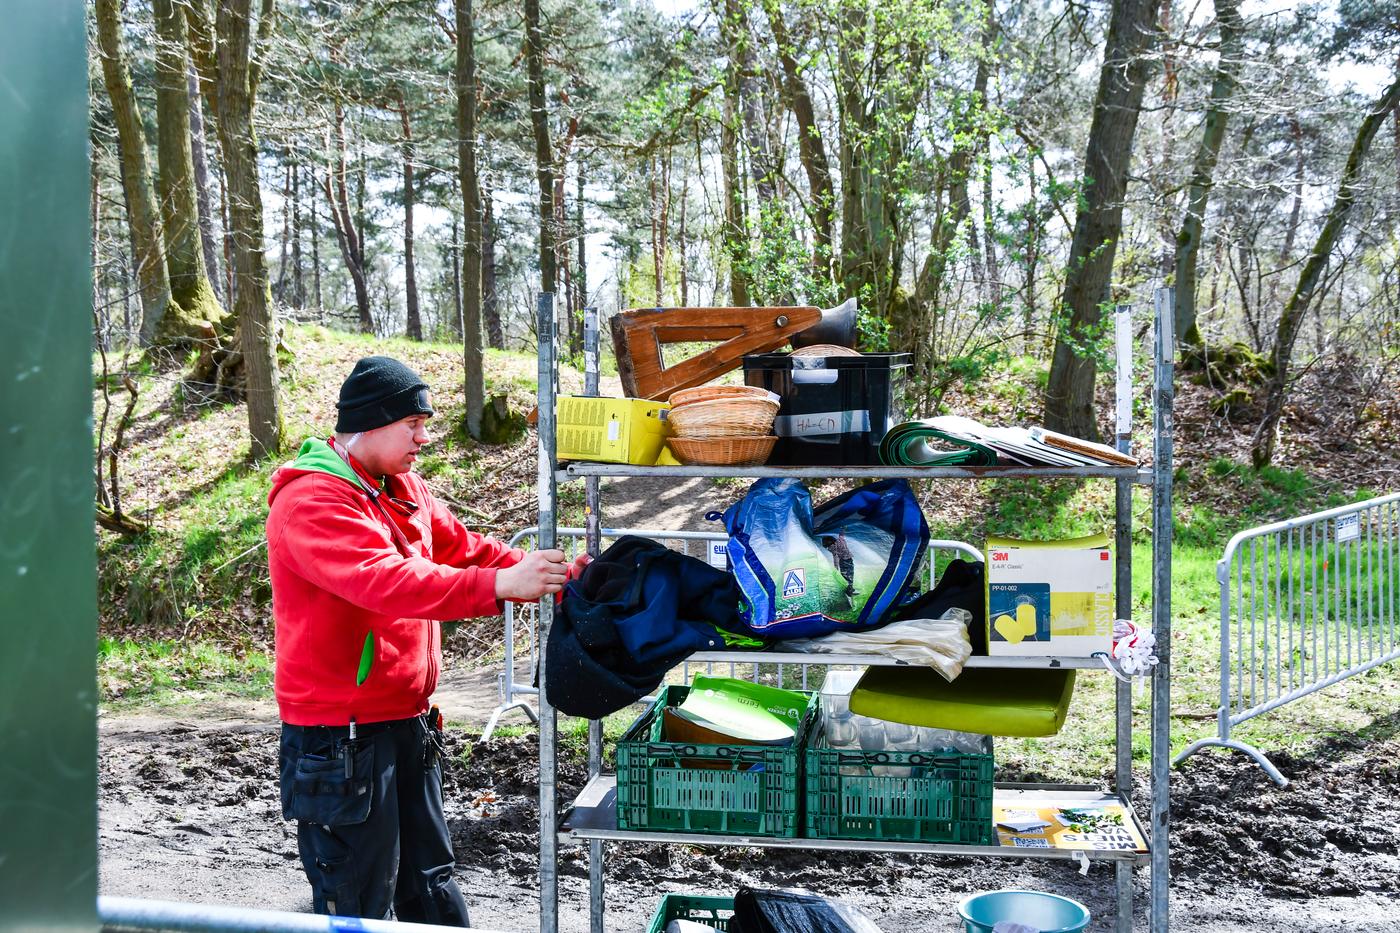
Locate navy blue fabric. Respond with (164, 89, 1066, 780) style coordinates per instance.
(279, 717, 470, 926)
(546, 536, 744, 719)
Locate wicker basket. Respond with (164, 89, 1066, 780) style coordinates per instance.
(791, 344, 862, 358)
(668, 384, 779, 408)
(668, 435, 777, 466)
(666, 397, 779, 438)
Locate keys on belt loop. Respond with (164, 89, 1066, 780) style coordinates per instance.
(423, 706, 445, 770)
(342, 716, 358, 780)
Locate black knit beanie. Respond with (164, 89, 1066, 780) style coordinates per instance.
(335, 356, 435, 432)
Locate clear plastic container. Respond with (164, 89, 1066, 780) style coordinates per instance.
(819, 668, 993, 758)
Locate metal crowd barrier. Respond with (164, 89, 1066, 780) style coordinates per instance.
(1174, 492, 1400, 785)
(479, 525, 983, 740)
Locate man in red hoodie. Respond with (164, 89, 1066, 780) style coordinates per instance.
(266, 356, 581, 925)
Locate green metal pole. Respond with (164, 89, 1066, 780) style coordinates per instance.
(0, 1, 98, 930)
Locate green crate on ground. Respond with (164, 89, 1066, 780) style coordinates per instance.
(804, 729, 995, 844)
(616, 685, 817, 838)
(645, 894, 735, 933)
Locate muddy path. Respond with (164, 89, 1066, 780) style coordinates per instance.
(99, 702, 1400, 933)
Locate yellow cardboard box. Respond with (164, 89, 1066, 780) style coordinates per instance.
(986, 533, 1113, 657)
(556, 396, 670, 465)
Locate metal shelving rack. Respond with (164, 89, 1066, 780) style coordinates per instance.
(532, 290, 1175, 933)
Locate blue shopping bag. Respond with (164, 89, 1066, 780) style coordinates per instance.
(713, 478, 929, 639)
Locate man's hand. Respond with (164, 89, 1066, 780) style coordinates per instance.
(494, 548, 569, 601)
(567, 552, 592, 580)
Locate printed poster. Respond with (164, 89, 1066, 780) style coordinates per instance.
(994, 797, 1147, 853)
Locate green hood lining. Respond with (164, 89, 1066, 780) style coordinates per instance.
(288, 438, 378, 686)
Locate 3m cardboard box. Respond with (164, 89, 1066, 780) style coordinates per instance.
(986, 533, 1113, 656)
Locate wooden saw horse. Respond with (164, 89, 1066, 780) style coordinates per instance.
(611, 303, 850, 400)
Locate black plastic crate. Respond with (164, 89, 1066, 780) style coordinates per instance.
(743, 352, 910, 465)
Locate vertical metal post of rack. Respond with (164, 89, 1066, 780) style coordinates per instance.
(582, 305, 605, 933)
(1112, 304, 1135, 933)
(1150, 287, 1175, 931)
(536, 293, 560, 933)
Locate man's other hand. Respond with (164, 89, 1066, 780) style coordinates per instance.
(494, 548, 569, 601)
(567, 552, 592, 581)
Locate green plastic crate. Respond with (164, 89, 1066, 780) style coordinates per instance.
(616, 685, 817, 838)
(644, 894, 734, 933)
(803, 726, 995, 844)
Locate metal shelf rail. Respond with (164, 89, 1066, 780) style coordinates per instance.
(533, 290, 1176, 933)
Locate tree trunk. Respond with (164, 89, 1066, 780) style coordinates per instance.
(677, 163, 689, 306)
(457, 0, 486, 439)
(292, 160, 304, 308)
(275, 158, 292, 300)
(727, 0, 776, 208)
(187, 62, 222, 305)
(213, 0, 282, 459)
(1251, 74, 1400, 467)
(555, 111, 580, 355)
(923, 39, 990, 311)
(978, 5, 1002, 309)
(1264, 115, 1306, 328)
(154, 0, 225, 343)
(399, 101, 422, 340)
(449, 213, 463, 338)
(323, 101, 372, 331)
(1043, 0, 1163, 440)
(1173, 0, 1242, 347)
(719, 9, 751, 307)
(761, 0, 834, 284)
(836, 5, 876, 308)
(650, 155, 664, 304)
(576, 163, 588, 315)
(94, 0, 171, 345)
(310, 166, 323, 318)
(220, 163, 235, 306)
(482, 187, 502, 349)
(524, 0, 557, 293)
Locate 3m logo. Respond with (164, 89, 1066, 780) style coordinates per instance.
(1100, 551, 1110, 560)
(991, 551, 1010, 562)
(782, 568, 806, 598)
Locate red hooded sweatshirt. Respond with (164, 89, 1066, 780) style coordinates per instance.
(266, 438, 524, 725)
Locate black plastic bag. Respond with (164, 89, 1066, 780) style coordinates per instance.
(890, 558, 986, 655)
(730, 886, 885, 933)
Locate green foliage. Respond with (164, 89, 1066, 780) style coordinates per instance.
(103, 461, 276, 634)
(98, 637, 272, 703)
(985, 477, 1114, 540)
(740, 202, 838, 308)
(558, 709, 636, 767)
(855, 283, 893, 352)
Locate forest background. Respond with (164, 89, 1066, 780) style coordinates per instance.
(87, 0, 1400, 732)
(81, 2, 1400, 924)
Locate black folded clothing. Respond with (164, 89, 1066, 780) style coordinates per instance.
(891, 557, 986, 655)
(730, 886, 885, 933)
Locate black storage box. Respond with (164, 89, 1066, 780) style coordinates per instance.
(743, 352, 911, 465)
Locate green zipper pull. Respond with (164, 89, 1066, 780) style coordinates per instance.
(356, 631, 375, 685)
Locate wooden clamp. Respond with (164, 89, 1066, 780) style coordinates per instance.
(611, 305, 822, 400)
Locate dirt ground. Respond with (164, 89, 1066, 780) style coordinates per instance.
(99, 689, 1400, 933)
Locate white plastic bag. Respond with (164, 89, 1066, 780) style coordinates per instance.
(783, 608, 973, 681)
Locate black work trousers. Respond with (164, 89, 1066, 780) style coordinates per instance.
(279, 715, 470, 926)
